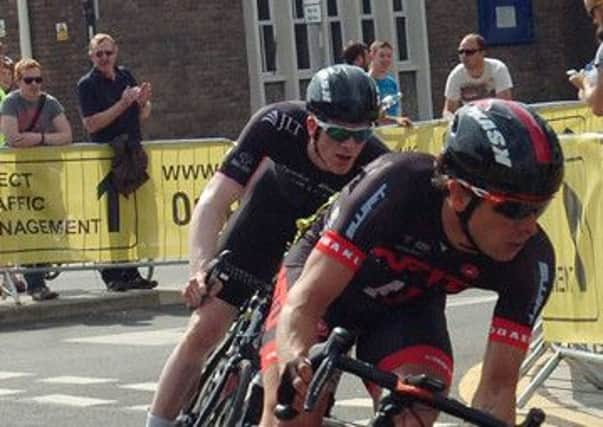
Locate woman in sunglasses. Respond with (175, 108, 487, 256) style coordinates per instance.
(262, 99, 563, 426)
(0, 58, 72, 302)
(443, 33, 513, 120)
(146, 64, 389, 427)
(0, 58, 72, 148)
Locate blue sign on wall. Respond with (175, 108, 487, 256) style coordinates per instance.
(478, 0, 534, 45)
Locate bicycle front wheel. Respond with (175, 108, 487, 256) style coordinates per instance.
(195, 359, 255, 427)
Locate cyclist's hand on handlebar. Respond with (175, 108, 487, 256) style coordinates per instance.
(276, 356, 314, 415)
(182, 271, 223, 308)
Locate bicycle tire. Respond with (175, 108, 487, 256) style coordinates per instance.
(236, 371, 263, 427)
(195, 359, 254, 427)
(178, 315, 248, 425)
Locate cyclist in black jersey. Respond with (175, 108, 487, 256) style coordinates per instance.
(259, 99, 564, 426)
(145, 64, 389, 427)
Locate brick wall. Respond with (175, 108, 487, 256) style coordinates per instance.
(426, 0, 597, 116)
(0, 0, 250, 141)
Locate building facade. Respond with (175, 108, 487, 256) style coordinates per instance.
(0, 0, 596, 141)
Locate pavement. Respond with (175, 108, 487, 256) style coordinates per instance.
(1, 266, 602, 426)
(0, 265, 186, 326)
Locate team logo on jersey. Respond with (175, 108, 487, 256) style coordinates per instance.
(363, 280, 407, 299)
(460, 263, 480, 280)
(489, 317, 531, 351)
(345, 183, 387, 239)
(528, 261, 550, 324)
(397, 235, 433, 256)
(317, 231, 365, 271)
(262, 110, 304, 136)
(230, 151, 255, 174)
(370, 247, 468, 301)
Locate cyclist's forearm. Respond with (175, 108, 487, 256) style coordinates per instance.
(276, 304, 319, 364)
(188, 199, 228, 276)
(472, 382, 516, 424)
(188, 174, 244, 276)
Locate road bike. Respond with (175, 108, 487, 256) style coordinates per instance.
(175, 252, 271, 427)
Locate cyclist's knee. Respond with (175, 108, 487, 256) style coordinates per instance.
(181, 301, 235, 352)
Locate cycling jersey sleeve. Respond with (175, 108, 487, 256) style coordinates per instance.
(218, 105, 280, 186)
(488, 231, 556, 351)
(316, 153, 431, 272)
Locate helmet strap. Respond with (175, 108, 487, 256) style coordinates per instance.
(457, 195, 482, 253)
(311, 128, 329, 168)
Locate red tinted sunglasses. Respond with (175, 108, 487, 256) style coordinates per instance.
(456, 179, 550, 220)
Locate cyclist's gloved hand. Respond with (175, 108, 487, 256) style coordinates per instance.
(182, 269, 223, 308)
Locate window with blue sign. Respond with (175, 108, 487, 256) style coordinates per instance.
(478, 0, 534, 45)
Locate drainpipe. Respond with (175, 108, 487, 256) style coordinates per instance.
(17, 0, 32, 58)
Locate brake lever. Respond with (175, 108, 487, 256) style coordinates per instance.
(517, 408, 545, 427)
(274, 327, 355, 420)
(304, 350, 338, 412)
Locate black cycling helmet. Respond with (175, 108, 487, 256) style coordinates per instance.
(441, 99, 564, 202)
(306, 64, 380, 124)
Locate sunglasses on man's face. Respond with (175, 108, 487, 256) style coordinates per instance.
(457, 48, 480, 56)
(457, 179, 550, 220)
(492, 200, 550, 220)
(315, 119, 373, 144)
(22, 76, 43, 84)
(95, 50, 115, 58)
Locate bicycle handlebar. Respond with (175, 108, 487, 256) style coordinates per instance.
(206, 250, 270, 294)
(193, 250, 271, 309)
(274, 327, 545, 427)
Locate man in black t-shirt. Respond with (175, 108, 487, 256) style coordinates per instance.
(146, 64, 389, 427)
(76, 33, 155, 292)
(261, 100, 564, 426)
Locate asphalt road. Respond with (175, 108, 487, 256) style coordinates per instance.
(0, 287, 500, 427)
(2, 266, 601, 426)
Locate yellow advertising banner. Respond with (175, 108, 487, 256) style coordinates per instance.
(536, 102, 603, 135)
(0, 139, 231, 265)
(539, 135, 603, 343)
(375, 101, 603, 153)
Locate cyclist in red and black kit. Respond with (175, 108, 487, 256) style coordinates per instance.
(260, 99, 564, 426)
(146, 64, 389, 427)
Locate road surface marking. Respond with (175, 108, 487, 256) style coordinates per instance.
(0, 388, 24, 396)
(64, 327, 184, 346)
(125, 404, 150, 411)
(30, 394, 117, 407)
(0, 371, 33, 380)
(40, 376, 117, 385)
(335, 397, 373, 408)
(120, 382, 157, 392)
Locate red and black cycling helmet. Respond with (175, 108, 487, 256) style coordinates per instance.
(306, 64, 380, 124)
(441, 99, 564, 202)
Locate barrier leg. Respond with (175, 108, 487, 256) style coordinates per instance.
(520, 338, 548, 377)
(0, 270, 22, 305)
(517, 349, 562, 408)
